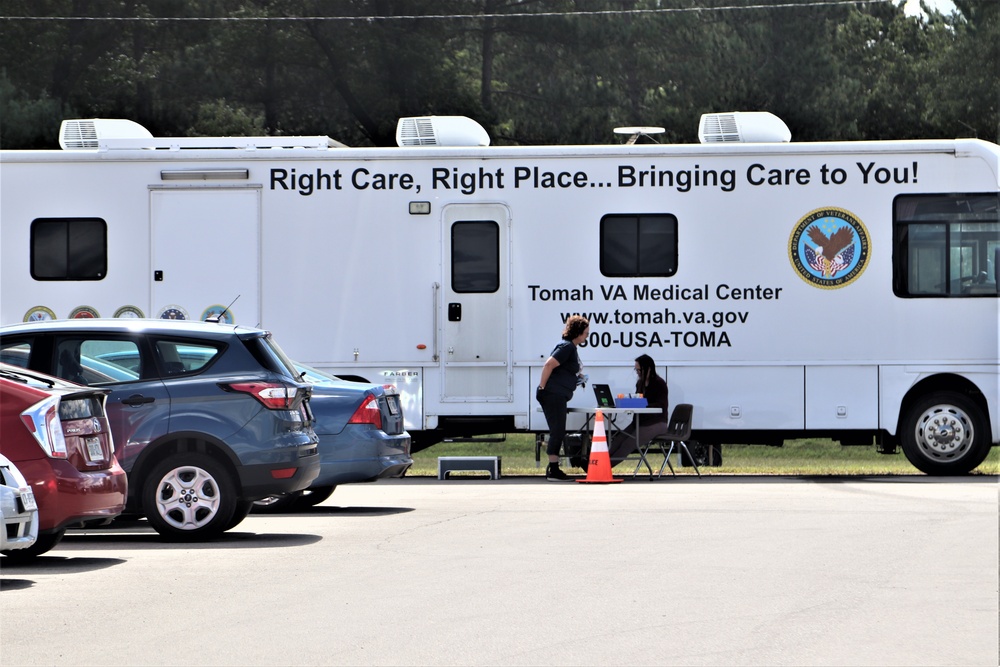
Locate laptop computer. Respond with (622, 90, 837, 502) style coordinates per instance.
(592, 383, 616, 408)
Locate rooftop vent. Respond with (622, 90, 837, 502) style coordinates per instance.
(59, 119, 154, 150)
(698, 112, 791, 144)
(396, 116, 490, 147)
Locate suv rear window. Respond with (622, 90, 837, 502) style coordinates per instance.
(153, 340, 220, 376)
(244, 333, 300, 380)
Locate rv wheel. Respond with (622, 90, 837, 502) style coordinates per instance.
(900, 391, 990, 475)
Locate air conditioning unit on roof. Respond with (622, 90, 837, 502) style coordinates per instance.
(396, 116, 490, 147)
(59, 119, 154, 150)
(698, 112, 791, 144)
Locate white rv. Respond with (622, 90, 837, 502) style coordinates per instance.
(1, 113, 997, 475)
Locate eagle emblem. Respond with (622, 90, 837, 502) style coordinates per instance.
(804, 225, 855, 278)
(789, 207, 870, 289)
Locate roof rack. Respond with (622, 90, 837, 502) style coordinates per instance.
(59, 119, 346, 151)
(97, 136, 345, 151)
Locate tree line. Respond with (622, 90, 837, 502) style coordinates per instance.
(0, 0, 997, 149)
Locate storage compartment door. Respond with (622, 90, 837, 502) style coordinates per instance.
(150, 189, 260, 324)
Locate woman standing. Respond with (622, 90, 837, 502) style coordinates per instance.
(608, 354, 669, 467)
(536, 315, 590, 481)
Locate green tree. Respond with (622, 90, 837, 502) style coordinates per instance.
(0, 0, 995, 147)
(932, 0, 1000, 141)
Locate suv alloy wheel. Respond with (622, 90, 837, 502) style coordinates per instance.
(142, 452, 237, 541)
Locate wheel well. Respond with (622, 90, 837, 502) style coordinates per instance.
(128, 435, 241, 512)
(897, 373, 991, 436)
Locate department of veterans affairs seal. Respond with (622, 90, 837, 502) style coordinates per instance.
(789, 207, 870, 289)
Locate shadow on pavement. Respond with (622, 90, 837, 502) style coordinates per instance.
(1, 556, 126, 577)
(58, 527, 323, 550)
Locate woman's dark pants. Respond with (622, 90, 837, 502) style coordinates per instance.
(536, 388, 568, 457)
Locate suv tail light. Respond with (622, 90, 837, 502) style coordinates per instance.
(20, 396, 69, 459)
(348, 394, 382, 429)
(222, 382, 300, 410)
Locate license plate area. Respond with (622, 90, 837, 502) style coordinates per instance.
(20, 489, 37, 512)
(85, 436, 104, 462)
(386, 396, 400, 416)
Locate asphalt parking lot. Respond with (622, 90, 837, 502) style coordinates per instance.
(2, 475, 997, 667)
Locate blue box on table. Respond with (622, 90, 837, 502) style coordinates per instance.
(616, 397, 648, 408)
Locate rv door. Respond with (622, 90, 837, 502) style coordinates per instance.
(441, 204, 511, 401)
(150, 188, 260, 324)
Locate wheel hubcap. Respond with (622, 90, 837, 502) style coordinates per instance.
(156, 465, 221, 530)
(915, 405, 973, 461)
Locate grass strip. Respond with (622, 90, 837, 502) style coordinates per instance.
(409, 434, 1000, 477)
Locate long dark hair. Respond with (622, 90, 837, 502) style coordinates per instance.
(635, 354, 659, 392)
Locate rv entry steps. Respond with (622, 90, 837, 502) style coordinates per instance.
(437, 456, 501, 480)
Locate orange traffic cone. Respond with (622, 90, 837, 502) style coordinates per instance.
(577, 409, 622, 484)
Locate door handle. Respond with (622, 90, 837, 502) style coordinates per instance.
(122, 394, 155, 407)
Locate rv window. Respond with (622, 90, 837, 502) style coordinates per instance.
(451, 220, 499, 293)
(30, 218, 107, 281)
(893, 194, 999, 297)
(600, 214, 677, 277)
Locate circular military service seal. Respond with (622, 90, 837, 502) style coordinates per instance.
(24, 306, 56, 322)
(114, 305, 145, 319)
(70, 306, 100, 319)
(201, 305, 234, 324)
(789, 207, 870, 289)
(158, 305, 189, 320)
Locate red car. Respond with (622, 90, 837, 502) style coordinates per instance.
(0, 363, 127, 561)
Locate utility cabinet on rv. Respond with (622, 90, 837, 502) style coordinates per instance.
(2, 113, 997, 475)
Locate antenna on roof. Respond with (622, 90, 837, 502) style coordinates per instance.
(613, 126, 665, 145)
(206, 295, 240, 324)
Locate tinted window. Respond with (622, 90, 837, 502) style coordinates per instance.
(600, 214, 677, 277)
(452, 221, 499, 293)
(893, 194, 999, 297)
(58, 339, 141, 385)
(0, 342, 31, 368)
(59, 396, 102, 420)
(154, 340, 220, 375)
(31, 218, 107, 280)
(243, 333, 299, 379)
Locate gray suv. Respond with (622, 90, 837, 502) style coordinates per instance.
(0, 319, 320, 541)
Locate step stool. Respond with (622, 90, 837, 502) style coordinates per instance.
(437, 456, 501, 480)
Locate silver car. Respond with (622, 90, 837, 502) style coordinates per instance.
(0, 454, 39, 553)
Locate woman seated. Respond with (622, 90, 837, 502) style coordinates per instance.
(608, 354, 669, 467)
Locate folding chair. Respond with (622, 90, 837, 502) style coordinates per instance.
(638, 404, 700, 479)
